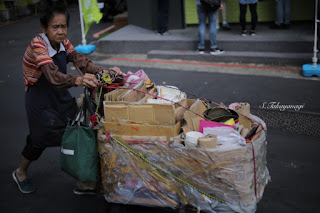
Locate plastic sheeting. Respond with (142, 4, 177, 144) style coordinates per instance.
(98, 115, 270, 213)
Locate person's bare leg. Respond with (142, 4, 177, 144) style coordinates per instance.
(16, 156, 31, 181)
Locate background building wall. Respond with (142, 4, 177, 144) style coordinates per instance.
(127, 0, 185, 30)
(185, 0, 315, 24)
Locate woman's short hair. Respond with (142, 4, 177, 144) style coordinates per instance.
(40, 2, 70, 29)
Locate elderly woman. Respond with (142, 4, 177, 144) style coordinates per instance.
(13, 3, 121, 194)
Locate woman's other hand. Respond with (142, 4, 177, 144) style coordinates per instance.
(75, 73, 98, 88)
(107, 66, 123, 76)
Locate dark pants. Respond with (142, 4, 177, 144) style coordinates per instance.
(22, 135, 45, 161)
(239, 3, 257, 31)
(157, 0, 169, 34)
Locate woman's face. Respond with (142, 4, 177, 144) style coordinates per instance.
(41, 13, 68, 50)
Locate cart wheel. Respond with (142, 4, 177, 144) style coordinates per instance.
(105, 203, 128, 213)
(178, 209, 186, 213)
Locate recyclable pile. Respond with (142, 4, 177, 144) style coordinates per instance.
(96, 70, 270, 213)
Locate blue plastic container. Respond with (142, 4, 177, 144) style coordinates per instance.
(302, 64, 320, 77)
(75, 44, 96, 55)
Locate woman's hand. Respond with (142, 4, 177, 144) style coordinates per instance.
(75, 73, 98, 88)
(107, 66, 123, 76)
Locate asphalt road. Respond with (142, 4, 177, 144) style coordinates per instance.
(0, 5, 320, 213)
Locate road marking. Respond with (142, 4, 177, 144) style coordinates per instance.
(93, 25, 115, 38)
(107, 57, 301, 72)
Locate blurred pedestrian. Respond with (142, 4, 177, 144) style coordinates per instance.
(216, 0, 231, 30)
(13, 3, 121, 194)
(270, 0, 291, 29)
(157, 0, 169, 35)
(196, 0, 224, 55)
(238, 0, 258, 36)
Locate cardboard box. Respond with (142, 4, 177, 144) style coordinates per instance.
(102, 120, 181, 141)
(235, 103, 252, 130)
(104, 88, 129, 101)
(104, 81, 147, 102)
(104, 104, 129, 121)
(121, 81, 146, 102)
(103, 99, 208, 140)
(182, 99, 208, 133)
(238, 114, 252, 130)
(102, 99, 203, 141)
(103, 86, 201, 140)
(104, 84, 177, 126)
(104, 101, 175, 126)
(103, 91, 180, 140)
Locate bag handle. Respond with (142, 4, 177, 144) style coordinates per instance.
(71, 103, 85, 126)
(71, 87, 97, 126)
(83, 87, 96, 116)
(73, 63, 84, 76)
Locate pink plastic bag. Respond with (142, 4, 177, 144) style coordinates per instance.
(123, 69, 149, 87)
(199, 120, 235, 133)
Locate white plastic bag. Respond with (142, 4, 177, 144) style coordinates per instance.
(147, 86, 184, 104)
(203, 127, 246, 148)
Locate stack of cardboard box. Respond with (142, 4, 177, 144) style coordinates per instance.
(102, 84, 189, 141)
(98, 85, 270, 212)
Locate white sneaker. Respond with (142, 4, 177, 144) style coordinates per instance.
(196, 49, 205, 54)
(157, 31, 170, 36)
(210, 48, 225, 55)
(250, 30, 256, 36)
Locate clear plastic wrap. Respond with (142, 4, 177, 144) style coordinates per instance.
(98, 115, 270, 213)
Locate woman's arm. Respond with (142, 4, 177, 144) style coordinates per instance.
(68, 51, 123, 76)
(41, 63, 98, 88)
(68, 51, 104, 75)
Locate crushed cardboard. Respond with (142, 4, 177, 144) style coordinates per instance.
(182, 99, 208, 134)
(121, 81, 147, 102)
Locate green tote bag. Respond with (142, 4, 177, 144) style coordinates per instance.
(60, 101, 98, 182)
